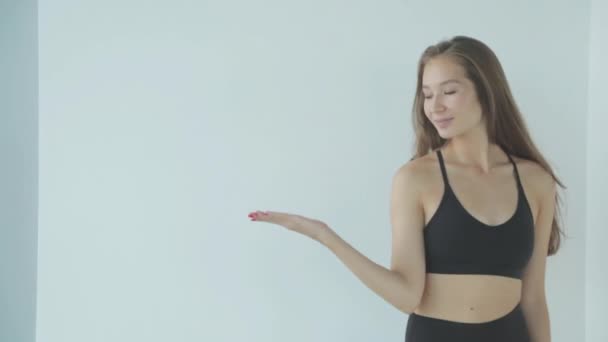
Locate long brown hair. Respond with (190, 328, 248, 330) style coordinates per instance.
(410, 35, 566, 256)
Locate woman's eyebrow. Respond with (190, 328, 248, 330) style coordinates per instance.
(422, 79, 461, 89)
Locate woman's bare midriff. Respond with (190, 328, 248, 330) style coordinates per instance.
(412, 273, 522, 323)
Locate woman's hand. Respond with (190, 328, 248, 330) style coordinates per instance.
(248, 210, 335, 244)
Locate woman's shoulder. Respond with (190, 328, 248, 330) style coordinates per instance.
(511, 156, 553, 181)
(395, 151, 439, 187)
(402, 149, 438, 169)
(511, 155, 557, 201)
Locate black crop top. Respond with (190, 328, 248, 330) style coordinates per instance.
(423, 149, 535, 279)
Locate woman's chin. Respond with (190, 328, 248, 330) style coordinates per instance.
(437, 129, 453, 139)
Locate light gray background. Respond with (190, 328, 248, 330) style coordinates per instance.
(2, 0, 607, 341)
(585, 0, 608, 341)
(0, 0, 38, 342)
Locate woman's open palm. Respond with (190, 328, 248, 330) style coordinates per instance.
(248, 210, 333, 243)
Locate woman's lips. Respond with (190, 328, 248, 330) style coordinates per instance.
(435, 117, 453, 128)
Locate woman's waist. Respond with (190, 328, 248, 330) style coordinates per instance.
(412, 273, 522, 323)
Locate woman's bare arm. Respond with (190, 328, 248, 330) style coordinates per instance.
(318, 162, 427, 314)
(249, 161, 426, 314)
(319, 230, 420, 313)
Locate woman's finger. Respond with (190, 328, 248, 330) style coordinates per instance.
(248, 210, 274, 221)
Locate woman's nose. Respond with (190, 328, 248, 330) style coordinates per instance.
(430, 97, 445, 112)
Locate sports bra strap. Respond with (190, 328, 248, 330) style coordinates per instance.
(505, 153, 524, 192)
(436, 149, 449, 186)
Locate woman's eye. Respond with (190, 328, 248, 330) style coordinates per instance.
(423, 91, 456, 99)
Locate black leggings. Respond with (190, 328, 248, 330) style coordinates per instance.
(405, 302, 530, 342)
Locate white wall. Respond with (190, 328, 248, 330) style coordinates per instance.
(36, 1, 589, 341)
(586, 0, 608, 341)
(0, 1, 38, 341)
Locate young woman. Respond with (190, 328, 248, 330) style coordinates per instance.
(248, 35, 565, 342)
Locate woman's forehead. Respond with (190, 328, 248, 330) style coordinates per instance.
(423, 58, 466, 85)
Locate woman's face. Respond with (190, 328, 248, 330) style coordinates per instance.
(421, 56, 484, 139)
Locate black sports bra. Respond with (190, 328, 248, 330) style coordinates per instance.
(423, 149, 535, 279)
